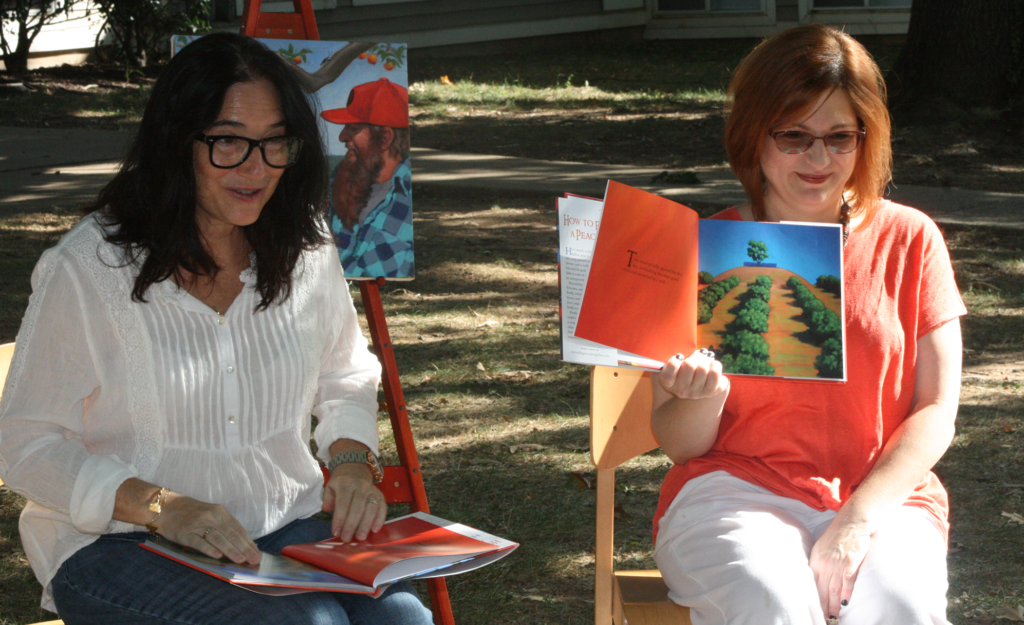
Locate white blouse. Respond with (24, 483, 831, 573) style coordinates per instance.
(0, 213, 381, 610)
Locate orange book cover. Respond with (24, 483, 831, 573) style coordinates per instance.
(573, 180, 699, 363)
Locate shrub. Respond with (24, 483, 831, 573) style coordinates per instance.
(696, 276, 740, 324)
(815, 337, 844, 378)
(724, 352, 776, 376)
(734, 307, 769, 333)
(816, 275, 841, 296)
(748, 284, 771, 302)
(697, 301, 713, 324)
(810, 309, 842, 342)
(698, 271, 714, 285)
(721, 329, 770, 360)
(93, 0, 210, 68)
(745, 298, 770, 316)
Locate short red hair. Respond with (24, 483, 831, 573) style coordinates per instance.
(724, 25, 892, 226)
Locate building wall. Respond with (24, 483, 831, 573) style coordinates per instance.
(0, 1, 104, 71)
(8, 0, 910, 70)
(235, 0, 649, 48)
(646, 0, 911, 39)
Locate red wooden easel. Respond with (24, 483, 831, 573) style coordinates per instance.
(241, 3, 455, 624)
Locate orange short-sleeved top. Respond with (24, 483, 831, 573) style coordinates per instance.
(653, 200, 967, 541)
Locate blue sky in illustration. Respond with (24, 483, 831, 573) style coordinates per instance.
(698, 220, 842, 282)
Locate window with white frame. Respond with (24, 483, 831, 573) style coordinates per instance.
(657, 0, 764, 11)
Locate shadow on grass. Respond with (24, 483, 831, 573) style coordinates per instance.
(0, 157, 1021, 625)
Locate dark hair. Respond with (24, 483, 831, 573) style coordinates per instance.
(85, 32, 330, 309)
(371, 126, 410, 161)
(724, 24, 892, 225)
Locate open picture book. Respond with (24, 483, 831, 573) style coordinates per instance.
(142, 512, 518, 597)
(558, 180, 847, 381)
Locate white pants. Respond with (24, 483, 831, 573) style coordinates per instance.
(654, 472, 950, 625)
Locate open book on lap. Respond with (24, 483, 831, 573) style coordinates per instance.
(143, 512, 518, 596)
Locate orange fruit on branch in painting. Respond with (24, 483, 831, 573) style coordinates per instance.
(384, 61, 394, 71)
(367, 54, 378, 64)
(359, 52, 367, 59)
(293, 56, 302, 64)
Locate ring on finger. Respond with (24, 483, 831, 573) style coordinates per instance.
(366, 496, 380, 505)
(202, 527, 214, 539)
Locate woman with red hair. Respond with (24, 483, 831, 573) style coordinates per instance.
(651, 25, 964, 625)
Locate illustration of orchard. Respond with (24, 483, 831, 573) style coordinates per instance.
(697, 223, 844, 379)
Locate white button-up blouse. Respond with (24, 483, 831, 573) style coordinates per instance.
(0, 213, 381, 610)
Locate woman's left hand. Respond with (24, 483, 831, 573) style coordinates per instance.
(321, 463, 386, 542)
(808, 515, 873, 621)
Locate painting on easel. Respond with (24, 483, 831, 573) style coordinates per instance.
(173, 36, 413, 280)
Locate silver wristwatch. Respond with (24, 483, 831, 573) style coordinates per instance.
(327, 449, 383, 483)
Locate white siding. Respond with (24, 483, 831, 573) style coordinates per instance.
(0, 1, 104, 70)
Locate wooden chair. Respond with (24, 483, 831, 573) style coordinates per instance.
(591, 365, 692, 625)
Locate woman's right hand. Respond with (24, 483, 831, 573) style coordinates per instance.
(656, 350, 730, 401)
(650, 350, 730, 464)
(154, 492, 261, 565)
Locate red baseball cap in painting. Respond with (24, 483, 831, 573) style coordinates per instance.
(321, 78, 409, 128)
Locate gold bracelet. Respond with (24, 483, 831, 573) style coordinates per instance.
(145, 486, 167, 536)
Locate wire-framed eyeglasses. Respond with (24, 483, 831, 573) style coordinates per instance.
(768, 129, 866, 155)
(195, 134, 303, 169)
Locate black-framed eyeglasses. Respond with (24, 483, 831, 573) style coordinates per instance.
(195, 134, 303, 169)
(768, 129, 866, 155)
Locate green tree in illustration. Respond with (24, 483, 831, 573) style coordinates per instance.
(747, 240, 769, 265)
(697, 301, 713, 324)
(811, 309, 842, 342)
(748, 283, 771, 303)
(815, 337, 844, 378)
(816, 275, 841, 296)
(734, 307, 769, 334)
(721, 351, 775, 376)
(721, 330, 770, 361)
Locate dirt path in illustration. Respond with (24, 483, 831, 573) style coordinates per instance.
(765, 281, 821, 377)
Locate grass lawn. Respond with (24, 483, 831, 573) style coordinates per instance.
(1, 186, 1022, 624)
(1, 36, 1023, 625)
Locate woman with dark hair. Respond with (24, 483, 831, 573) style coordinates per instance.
(0, 32, 432, 625)
(650, 25, 964, 625)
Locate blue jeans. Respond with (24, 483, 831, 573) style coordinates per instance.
(51, 518, 434, 625)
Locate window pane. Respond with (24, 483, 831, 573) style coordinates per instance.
(658, 0, 706, 10)
(869, 0, 911, 6)
(711, 0, 762, 10)
(813, 0, 864, 7)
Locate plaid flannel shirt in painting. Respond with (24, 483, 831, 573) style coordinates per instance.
(333, 158, 414, 279)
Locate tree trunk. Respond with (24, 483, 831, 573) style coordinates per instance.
(1, 1, 70, 75)
(1, 12, 33, 74)
(888, 0, 1024, 113)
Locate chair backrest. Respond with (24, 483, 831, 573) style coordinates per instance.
(0, 342, 15, 402)
(0, 342, 12, 487)
(590, 366, 656, 471)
